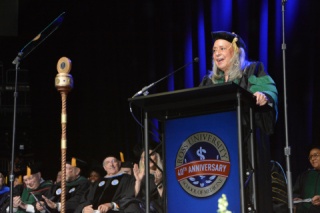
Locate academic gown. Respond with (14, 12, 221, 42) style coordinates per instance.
(199, 61, 278, 134)
(136, 175, 163, 213)
(200, 61, 278, 213)
(76, 173, 139, 213)
(47, 176, 90, 213)
(293, 169, 320, 213)
(15, 180, 52, 213)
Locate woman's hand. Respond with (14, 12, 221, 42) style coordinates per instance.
(253, 92, 268, 106)
(133, 163, 145, 182)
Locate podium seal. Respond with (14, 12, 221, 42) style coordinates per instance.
(175, 132, 231, 197)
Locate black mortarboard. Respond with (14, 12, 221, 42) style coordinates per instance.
(121, 161, 134, 168)
(0, 170, 7, 176)
(211, 31, 246, 49)
(66, 157, 87, 170)
(309, 144, 320, 152)
(24, 162, 41, 176)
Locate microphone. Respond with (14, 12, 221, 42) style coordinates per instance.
(132, 57, 199, 98)
(12, 12, 66, 64)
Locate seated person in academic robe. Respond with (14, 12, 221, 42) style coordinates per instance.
(75, 155, 140, 213)
(293, 145, 320, 213)
(38, 157, 90, 213)
(88, 166, 105, 184)
(0, 172, 10, 213)
(8, 162, 52, 213)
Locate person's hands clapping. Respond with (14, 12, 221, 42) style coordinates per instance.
(97, 203, 112, 213)
(83, 205, 95, 213)
(154, 169, 162, 186)
(133, 162, 145, 182)
(13, 196, 26, 209)
(42, 195, 56, 209)
(35, 201, 45, 211)
(312, 195, 320, 206)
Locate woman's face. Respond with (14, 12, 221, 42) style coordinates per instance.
(309, 148, 320, 170)
(212, 39, 234, 72)
(141, 150, 157, 170)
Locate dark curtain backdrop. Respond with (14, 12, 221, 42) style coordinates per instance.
(0, 0, 319, 183)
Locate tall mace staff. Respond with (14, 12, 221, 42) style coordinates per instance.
(55, 57, 73, 213)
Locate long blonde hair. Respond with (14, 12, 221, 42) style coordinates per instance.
(139, 150, 163, 173)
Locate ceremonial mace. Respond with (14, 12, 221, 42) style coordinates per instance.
(55, 57, 73, 213)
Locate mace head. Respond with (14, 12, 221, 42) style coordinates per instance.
(55, 57, 73, 92)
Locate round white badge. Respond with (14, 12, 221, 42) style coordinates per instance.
(56, 188, 62, 195)
(98, 181, 105, 187)
(69, 187, 75, 193)
(111, 179, 119, 186)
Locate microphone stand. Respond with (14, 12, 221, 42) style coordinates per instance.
(131, 57, 199, 98)
(8, 55, 21, 213)
(129, 57, 199, 139)
(281, 1, 293, 212)
(8, 12, 65, 213)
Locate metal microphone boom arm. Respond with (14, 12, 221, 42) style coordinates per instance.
(132, 57, 199, 98)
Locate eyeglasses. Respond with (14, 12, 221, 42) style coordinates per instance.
(308, 153, 320, 160)
(212, 44, 232, 54)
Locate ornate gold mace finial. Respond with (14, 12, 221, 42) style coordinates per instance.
(55, 57, 73, 213)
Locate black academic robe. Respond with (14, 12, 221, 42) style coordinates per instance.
(75, 173, 139, 213)
(293, 169, 320, 213)
(47, 176, 90, 213)
(136, 175, 163, 213)
(200, 61, 278, 135)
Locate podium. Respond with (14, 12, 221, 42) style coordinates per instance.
(129, 82, 269, 213)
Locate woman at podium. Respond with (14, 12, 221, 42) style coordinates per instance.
(200, 31, 278, 135)
(200, 30, 279, 212)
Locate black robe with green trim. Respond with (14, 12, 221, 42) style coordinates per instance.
(293, 169, 320, 213)
(199, 61, 278, 135)
(200, 61, 278, 213)
(47, 176, 90, 213)
(16, 180, 52, 213)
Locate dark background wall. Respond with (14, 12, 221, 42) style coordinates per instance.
(1, 0, 320, 186)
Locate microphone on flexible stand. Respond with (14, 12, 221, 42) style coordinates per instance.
(12, 12, 66, 64)
(131, 57, 199, 98)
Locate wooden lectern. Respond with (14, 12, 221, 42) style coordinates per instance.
(128, 82, 271, 213)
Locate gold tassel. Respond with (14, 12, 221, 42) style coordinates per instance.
(232, 37, 239, 53)
(71, 157, 76, 167)
(120, 152, 125, 162)
(27, 166, 31, 176)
